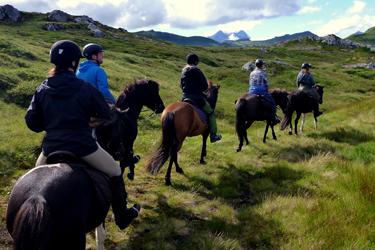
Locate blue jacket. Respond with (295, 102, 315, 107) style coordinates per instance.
(77, 60, 116, 103)
(248, 85, 271, 97)
(25, 70, 110, 157)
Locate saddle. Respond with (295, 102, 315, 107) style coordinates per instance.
(182, 98, 208, 123)
(46, 151, 112, 202)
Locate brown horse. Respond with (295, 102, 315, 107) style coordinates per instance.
(235, 88, 289, 152)
(280, 84, 324, 135)
(146, 80, 220, 186)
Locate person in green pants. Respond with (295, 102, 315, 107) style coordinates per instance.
(180, 53, 222, 143)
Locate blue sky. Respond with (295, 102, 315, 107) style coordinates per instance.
(3, 0, 375, 40)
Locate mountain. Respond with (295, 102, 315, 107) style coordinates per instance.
(208, 30, 250, 42)
(353, 31, 363, 35)
(346, 27, 375, 45)
(135, 30, 221, 47)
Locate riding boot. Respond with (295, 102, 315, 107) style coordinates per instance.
(109, 175, 140, 230)
(312, 98, 323, 117)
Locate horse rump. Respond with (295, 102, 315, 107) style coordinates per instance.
(146, 112, 176, 175)
(11, 195, 51, 250)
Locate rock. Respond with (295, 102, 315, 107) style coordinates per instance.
(87, 23, 104, 37)
(0, 4, 21, 22)
(74, 15, 94, 24)
(343, 63, 368, 68)
(296, 35, 320, 42)
(110, 33, 118, 39)
(119, 28, 128, 33)
(322, 34, 365, 49)
(367, 63, 375, 69)
(242, 62, 256, 71)
(260, 48, 268, 53)
(48, 10, 71, 22)
(46, 22, 65, 31)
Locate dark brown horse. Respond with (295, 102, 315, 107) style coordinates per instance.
(235, 88, 289, 152)
(280, 84, 324, 135)
(146, 81, 220, 186)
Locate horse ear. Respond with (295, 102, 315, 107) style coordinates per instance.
(235, 100, 237, 104)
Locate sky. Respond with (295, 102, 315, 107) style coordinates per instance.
(2, 0, 375, 41)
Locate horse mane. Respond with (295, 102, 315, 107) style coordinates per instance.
(269, 88, 288, 95)
(90, 106, 120, 128)
(119, 78, 160, 96)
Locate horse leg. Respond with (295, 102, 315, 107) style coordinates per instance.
(244, 130, 249, 145)
(314, 116, 318, 130)
(95, 223, 106, 250)
(288, 120, 293, 135)
(175, 154, 183, 174)
(294, 112, 301, 135)
(300, 113, 305, 133)
(200, 131, 209, 164)
(165, 150, 176, 186)
(271, 124, 277, 140)
(127, 164, 135, 181)
(263, 122, 270, 143)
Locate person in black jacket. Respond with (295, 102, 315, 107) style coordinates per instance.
(25, 40, 139, 230)
(180, 53, 222, 143)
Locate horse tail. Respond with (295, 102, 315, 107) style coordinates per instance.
(12, 195, 51, 250)
(235, 98, 247, 141)
(146, 112, 176, 175)
(280, 96, 294, 131)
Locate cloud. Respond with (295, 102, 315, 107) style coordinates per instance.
(308, 0, 317, 3)
(313, 14, 375, 37)
(297, 6, 322, 14)
(347, 1, 366, 14)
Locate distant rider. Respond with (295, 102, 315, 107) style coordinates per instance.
(180, 53, 222, 143)
(297, 62, 323, 117)
(77, 43, 116, 104)
(25, 40, 139, 230)
(248, 59, 281, 125)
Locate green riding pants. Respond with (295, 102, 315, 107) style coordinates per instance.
(201, 100, 217, 134)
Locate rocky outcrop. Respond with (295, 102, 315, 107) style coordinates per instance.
(119, 28, 128, 33)
(367, 63, 375, 69)
(0, 4, 21, 22)
(260, 48, 268, 53)
(88, 23, 104, 38)
(322, 34, 365, 49)
(74, 15, 94, 24)
(46, 22, 65, 31)
(242, 61, 256, 71)
(48, 10, 71, 22)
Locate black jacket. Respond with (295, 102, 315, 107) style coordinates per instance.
(180, 66, 208, 107)
(25, 70, 110, 157)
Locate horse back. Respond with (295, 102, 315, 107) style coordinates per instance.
(163, 102, 207, 138)
(288, 90, 316, 113)
(236, 94, 270, 121)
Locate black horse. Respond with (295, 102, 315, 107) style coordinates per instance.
(235, 88, 289, 152)
(6, 108, 130, 250)
(146, 82, 220, 186)
(280, 84, 324, 135)
(96, 78, 165, 180)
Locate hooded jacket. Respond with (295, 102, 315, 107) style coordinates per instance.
(25, 70, 110, 157)
(180, 65, 208, 107)
(76, 60, 116, 103)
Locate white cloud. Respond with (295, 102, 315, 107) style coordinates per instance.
(308, 0, 317, 3)
(297, 6, 322, 14)
(313, 14, 375, 37)
(216, 20, 262, 33)
(347, 1, 366, 14)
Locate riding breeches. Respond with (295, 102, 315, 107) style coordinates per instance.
(201, 100, 217, 134)
(298, 86, 320, 103)
(36, 143, 122, 177)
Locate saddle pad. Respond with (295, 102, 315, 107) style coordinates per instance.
(83, 168, 112, 202)
(191, 104, 208, 123)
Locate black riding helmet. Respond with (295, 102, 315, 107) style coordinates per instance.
(50, 40, 84, 65)
(301, 62, 312, 69)
(83, 43, 105, 59)
(255, 59, 264, 68)
(186, 53, 199, 64)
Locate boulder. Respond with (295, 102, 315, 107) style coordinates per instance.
(119, 28, 128, 33)
(242, 62, 256, 71)
(74, 15, 94, 24)
(260, 48, 268, 53)
(367, 63, 375, 69)
(0, 4, 21, 22)
(46, 22, 65, 31)
(48, 10, 71, 22)
(322, 34, 365, 49)
(110, 33, 118, 39)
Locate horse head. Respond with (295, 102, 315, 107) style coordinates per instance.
(270, 88, 289, 112)
(205, 82, 220, 110)
(315, 84, 324, 104)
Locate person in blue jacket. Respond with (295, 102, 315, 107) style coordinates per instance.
(76, 43, 116, 103)
(25, 40, 139, 230)
(248, 59, 281, 125)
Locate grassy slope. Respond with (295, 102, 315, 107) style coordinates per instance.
(1, 12, 375, 249)
(346, 27, 375, 45)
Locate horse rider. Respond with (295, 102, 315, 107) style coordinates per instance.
(25, 40, 140, 230)
(77, 43, 116, 104)
(248, 59, 281, 125)
(180, 53, 222, 143)
(297, 62, 323, 117)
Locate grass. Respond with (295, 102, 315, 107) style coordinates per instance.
(1, 12, 375, 250)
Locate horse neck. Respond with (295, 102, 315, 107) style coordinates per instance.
(206, 95, 218, 110)
(117, 91, 144, 119)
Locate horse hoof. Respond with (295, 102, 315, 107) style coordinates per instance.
(273, 137, 277, 140)
(200, 160, 206, 165)
(236, 148, 241, 152)
(289, 132, 293, 135)
(176, 167, 184, 174)
(165, 180, 172, 186)
(127, 171, 134, 180)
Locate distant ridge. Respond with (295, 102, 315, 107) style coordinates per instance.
(346, 27, 375, 45)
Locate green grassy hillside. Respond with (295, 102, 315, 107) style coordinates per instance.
(346, 27, 375, 45)
(1, 11, 375, 250)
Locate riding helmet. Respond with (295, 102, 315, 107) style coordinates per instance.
(186, 53, 199, 64)
(255, 59, 264, 68)
(301, 62, 312, 69)
(83, 43, 105, 59)
(50, 40, 84, 65)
